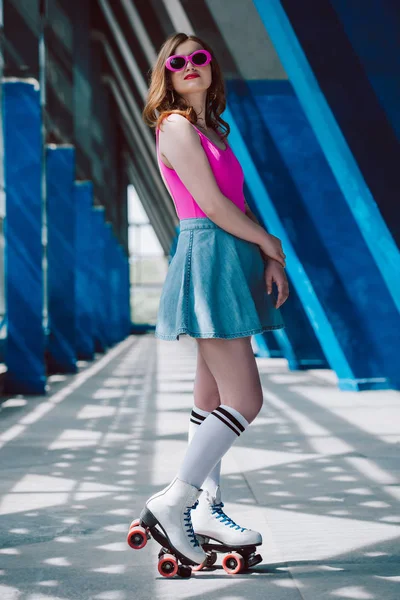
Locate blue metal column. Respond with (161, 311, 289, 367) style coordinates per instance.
(92, 207, 107, 353)
(103, 222, 114, 348)
(3, 80, 46, 394)
(75, 180, 94, 360)
(108, 230, 121, 345)
(46, 145, 77, 374)
(118, 245, 131, 339)
(116, 245, 126, 342)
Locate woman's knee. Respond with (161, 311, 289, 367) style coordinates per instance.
(193, 342, 221, 412)
(193, 385, 220, 412)
(196, 337, 263, 424)
(245, 394, 264, 424)
(228, 390, 263, 425)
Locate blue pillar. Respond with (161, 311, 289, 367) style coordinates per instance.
(126, 251, 131, 335)
(92, 207, 107, 353)
(46, 145, 77, 374)
(115, 239, 125, 342)
(3, 80, 46, 394)
(75, 180, 94, 360)
(108, 230, 121, 345)
(115, 242, 123, 343)
(118, 244, 131, 339)
(103, 222, 114, 348)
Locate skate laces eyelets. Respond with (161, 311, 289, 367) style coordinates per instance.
(183, 500, 200, 547)
(211, 501, 247, 532)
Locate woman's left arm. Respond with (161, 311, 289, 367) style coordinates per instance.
(245, 200, 289, 308)
(244, 201, 269, 265)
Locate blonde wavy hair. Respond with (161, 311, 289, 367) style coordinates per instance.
(142, 32, 230, 143)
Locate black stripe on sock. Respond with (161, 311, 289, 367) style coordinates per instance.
(211, 411, 241, 436)
(212, 412, 242, 436)
(190, 417, 202, 425)
(215, 406, 245, 433)
(191, 410, 207, 422)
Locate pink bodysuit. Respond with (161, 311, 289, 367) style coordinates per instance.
(155, 121, 246, 220)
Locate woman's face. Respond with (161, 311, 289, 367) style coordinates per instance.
(168, 40, 212, 98)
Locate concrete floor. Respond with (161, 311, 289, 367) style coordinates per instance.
(0, 334, 399, 600)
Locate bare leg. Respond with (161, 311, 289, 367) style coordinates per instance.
(175, 336, 262, 488)
(190, 342, 221, 496)
(195, 336, 263, 425)
(193, 341, 221, 412)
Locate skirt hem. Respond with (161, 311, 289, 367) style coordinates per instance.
(155, 323, 285, 341)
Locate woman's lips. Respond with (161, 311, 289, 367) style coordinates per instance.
(185, 74, 200, 79)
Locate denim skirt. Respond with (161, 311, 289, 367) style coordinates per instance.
(155, 217, 285, 341)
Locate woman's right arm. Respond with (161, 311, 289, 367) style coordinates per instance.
(159, 114, 285, 267)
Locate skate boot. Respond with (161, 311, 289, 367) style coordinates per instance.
(190, 485, 263, 574)
(138, 476, 207, 566)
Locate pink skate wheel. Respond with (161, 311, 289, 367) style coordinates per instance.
(126, 526, 147, 550)
(192, 558, 206, 572)
(158, 553, 178, 577)
(129, 519, 140, 529)
(192, 552, 217, 571)
(222, 552, 244, 575)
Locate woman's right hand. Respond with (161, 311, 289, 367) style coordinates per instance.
(260, 233, 286, 268)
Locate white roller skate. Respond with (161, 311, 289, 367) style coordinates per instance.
(127, 476, 207, 577)
(190, 485, 263, 574)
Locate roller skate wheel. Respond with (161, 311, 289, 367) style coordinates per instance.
(191, 558, 206, 572)
(192, 552, 217, 571)
(129, 519, 140, 529)
(126, 526, 147, 550)
(157, 547, 169, 560)
(177, 565, 192, 578)
(222, 552, 245, 575)
(158, 553, 178, 577)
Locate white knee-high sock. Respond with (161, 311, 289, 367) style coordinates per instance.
(188, 406, 220, 497)
(177, 404, 249, 489)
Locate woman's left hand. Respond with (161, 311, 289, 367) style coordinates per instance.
(264, 260, 289, 309)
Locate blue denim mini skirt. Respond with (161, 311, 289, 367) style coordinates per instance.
(155, 217, 285, 341)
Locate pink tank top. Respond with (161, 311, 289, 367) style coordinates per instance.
(155, 121, 246, 220)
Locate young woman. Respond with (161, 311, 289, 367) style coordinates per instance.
(140, 33, 289, 566)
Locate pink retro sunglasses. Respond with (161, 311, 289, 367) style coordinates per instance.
(165, 49, 212, 72)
